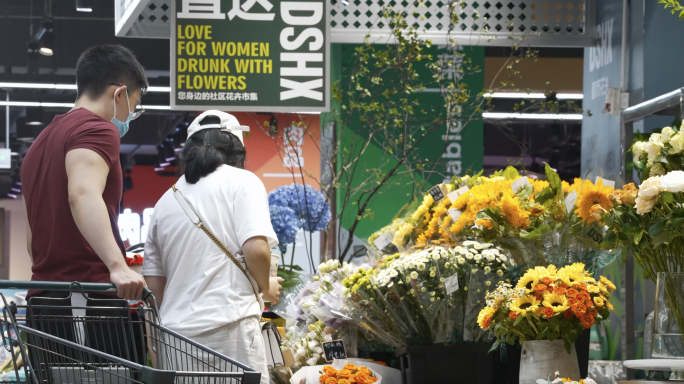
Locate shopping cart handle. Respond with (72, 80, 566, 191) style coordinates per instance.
(0, 281, 154, 300)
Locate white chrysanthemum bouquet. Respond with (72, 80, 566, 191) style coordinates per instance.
(343, 241, 514, 346)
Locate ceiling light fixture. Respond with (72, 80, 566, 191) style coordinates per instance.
(30, 19, 55, 57)
(482, 112, 583, 120)
(0, 83, 169, 92)
(0, 101, 171, 110)
(75, 0, 93, 12)
(482, 92, 583, 100)
(26, 107, 45, 126)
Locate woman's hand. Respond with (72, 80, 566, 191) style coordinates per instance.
(263, 276, 284, 304)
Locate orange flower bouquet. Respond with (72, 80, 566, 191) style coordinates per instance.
(317, 363, 380, 384)
(477, 263, 616, 353)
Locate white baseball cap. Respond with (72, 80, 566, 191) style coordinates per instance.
(187, 110, 250, 145)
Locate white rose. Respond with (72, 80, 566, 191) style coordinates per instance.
(638, 176, 662, 199)
(323, 334, 333, 342)
(660, 170, 684, 192)
(650, 133, 663, 143)
(307, 331, 317, 339)
(296, 348, 306, 357)
(635, 196, 656, 214)
(662, 127, 675, 143)
(314, 346, 324, 354)
(651, 163, 666, 176)
(308, 341, 318, 349)
(671, 133, 684, 154)
(634, 153, 642, 163)
(646, 140, 664, 160)
(633, 141, 646, 156)
(306, 357, 318, 366)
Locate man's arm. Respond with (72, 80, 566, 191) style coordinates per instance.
(65, 148, 145, 300)
(242, 236, 282, 304)
(22, 196, 33, 264)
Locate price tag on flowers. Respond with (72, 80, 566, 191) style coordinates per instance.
(565, 190, 577, 213)
(447, 208, 462, 222)
(373, 233, 393, 250)
(444, 274, 459, 295)
(511, 176, 530, 193)
(428, 184, 446, 202)
(322, 340, 347, 362)
(595, 176, 615, 188)
(447, 186, 469, 202)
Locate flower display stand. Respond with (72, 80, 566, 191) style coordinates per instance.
(395, 345, 503, 384)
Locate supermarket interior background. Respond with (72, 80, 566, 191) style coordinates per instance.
(3, 1, 684, 382)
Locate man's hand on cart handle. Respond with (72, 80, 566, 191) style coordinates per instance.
(263, 276, 283, 305)
(110, 263, 147, 300)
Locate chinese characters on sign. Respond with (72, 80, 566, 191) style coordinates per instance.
(171, 0, 330, 112)
(322, 340, 347, 362)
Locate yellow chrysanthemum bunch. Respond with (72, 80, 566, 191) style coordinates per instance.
(342, 267, 377, 294)
(417, 197, 452, 245)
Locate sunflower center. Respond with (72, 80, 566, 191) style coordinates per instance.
(520, 303, 532, 310)
(525, 282, 533, 289)
(551, 302, 562, 307)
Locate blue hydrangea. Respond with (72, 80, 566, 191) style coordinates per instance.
(269, 184, 331, 233)
(269, 204, 301, 253)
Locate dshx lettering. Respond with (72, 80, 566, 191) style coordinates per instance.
(279, 1, 325, 101)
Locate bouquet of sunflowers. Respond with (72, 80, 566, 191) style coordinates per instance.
(557, 176, 633, 273)
(477, 263, 616, 353)
(447, 165, 567, 269)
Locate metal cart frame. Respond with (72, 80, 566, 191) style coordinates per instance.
(0, 281, 262, 384)
(619, 88, 684, 380)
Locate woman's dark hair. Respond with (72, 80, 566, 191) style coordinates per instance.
(179, 115, 247, 184)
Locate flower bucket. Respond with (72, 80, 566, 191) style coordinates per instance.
(395, 344, 503, 384)
(519, 340, 580, 384)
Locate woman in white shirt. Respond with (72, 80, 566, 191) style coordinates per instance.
(143, 110, 282, 384)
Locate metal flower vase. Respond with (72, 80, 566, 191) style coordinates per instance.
(519, 340, 580, 384)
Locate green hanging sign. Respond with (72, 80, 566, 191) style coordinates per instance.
(171, 0, 330, 112)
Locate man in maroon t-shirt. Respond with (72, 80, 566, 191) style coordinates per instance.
(21, 45, 147, 301)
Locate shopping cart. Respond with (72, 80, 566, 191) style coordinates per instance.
(0, 281, 261, 384)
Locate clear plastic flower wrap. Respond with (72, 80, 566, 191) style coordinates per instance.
(456, 241, 514, 343)
(372, 248, 466, 345)
(319, 281, 406, 348)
